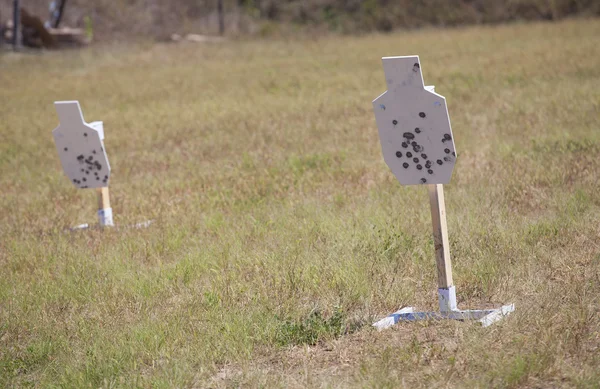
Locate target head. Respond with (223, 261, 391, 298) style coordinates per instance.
(372, 56, 456, 185)
(52, 101, 111, 189)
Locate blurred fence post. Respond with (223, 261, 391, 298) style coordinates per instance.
(217, 0, 224, 35)
(13, 0, 21, 50)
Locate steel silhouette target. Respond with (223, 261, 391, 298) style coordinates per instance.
(52, 101, 111, 189)
(371, 56, 514, 329)
(372, 55, 456, 185)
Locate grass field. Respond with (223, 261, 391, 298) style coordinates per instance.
(1, 19, 600, 388)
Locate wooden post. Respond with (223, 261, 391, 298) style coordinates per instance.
(12, 0, 21, 51)
(428, 184, 453, 289)
(217, 0, 225, 36)
(52, 0, 68, 29)
(97, 187, 110, 211)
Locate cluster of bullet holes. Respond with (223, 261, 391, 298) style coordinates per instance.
(66, 130, 109, 188)
(391, 116, 456, 184)
(71, 149, 108, 187)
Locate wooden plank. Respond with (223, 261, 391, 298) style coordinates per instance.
(428, 184, 453, 288)
(48, 28, 91, 45)
(97, 187, 110, 210)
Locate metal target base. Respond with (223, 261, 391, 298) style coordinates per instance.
(373, 304, 515, 330)
(68, 220, 154, 231)
(68, 207, 154, 231)
(373, 287, 514, 330)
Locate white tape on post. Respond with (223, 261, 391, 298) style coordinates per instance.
(438, 286, 457, 312)
(98, 207, 114, 227)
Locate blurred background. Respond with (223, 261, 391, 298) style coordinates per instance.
(2, 0, 600, 48)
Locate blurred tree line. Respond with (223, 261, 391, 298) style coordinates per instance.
(239, 0, 600, 32)
(1, 0, 598, 39)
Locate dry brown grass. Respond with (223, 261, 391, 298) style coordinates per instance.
(0, 18, 599, 388)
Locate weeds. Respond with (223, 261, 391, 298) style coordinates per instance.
(0, 18, 599, 388)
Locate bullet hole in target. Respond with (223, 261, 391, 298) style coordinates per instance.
(83, 133, 87, 137)
(444, 134, 452, 141)
(413, 158, 419, 163)
(415, 128, 421, 134)
(421, 154, 427, 159)
(421, 178, 427, 183)
(406, 152, 413, 158)
(396, 151, 402, 158)
(77, 155, 84, 162)
(92, 150, 96, 154)
(413, 63, 420, 72)
(452, 151, 456, 157)
(402, 142, 408, 148)
(444, 149, 450, 154)
(444, 156, 452, 162)
(64, 147, 68, 151)
(419, 112, 426, 118)
(403, 163, 409, 169)
(428, 169, 433, 174)
(403, 132, 415, 140)
(417, 164, 423, 170)
(437, 160, 443, 165)
(393, 120, 398, 125)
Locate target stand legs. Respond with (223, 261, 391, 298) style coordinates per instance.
(372, 303, 515, 330)
(68, 186, 153, 231)
(373, 184, 514, 330)
(68, 186, 113, 230)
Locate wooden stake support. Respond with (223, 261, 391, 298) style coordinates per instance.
(428, 184, 453, 289)
(97, 187, 110, 210)
(69, 186, 152, 231)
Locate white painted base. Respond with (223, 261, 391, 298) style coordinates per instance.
(438, 286, 457, 312)
(373, 304, 515, 330)
(68, 219, 154, 231)
(133, 220, 154, 229)
(98, 207, 114, 227)
(70, 223, 90, 230)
